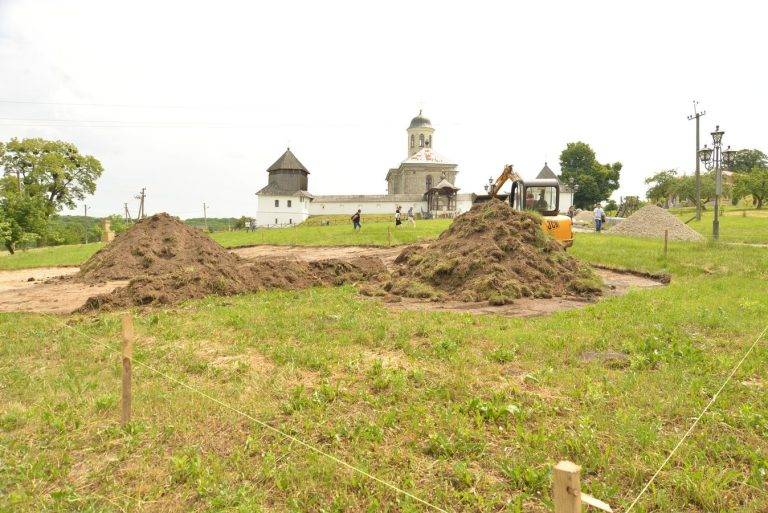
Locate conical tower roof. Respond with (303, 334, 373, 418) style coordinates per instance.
(536, 162, 558, 180)
(267, 147, 309, 173)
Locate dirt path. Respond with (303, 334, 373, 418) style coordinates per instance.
(231, 244, 404, 265)
(0, 245, 664, 315)
(0, 267, 126, 314)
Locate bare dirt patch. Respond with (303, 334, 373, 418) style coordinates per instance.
(0, 267, 125, 314)
(73, 213, 386, 310)
(0, 207, 665, 315)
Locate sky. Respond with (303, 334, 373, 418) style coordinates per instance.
(0, 0, 766, 218)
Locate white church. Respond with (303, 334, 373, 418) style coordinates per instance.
(254, 111, 572, 227)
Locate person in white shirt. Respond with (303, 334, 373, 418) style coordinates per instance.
(593, 204, 606, 232)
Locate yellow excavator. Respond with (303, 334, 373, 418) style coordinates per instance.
(476, 164, 574, 248)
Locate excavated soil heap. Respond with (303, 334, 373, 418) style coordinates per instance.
(382, 200, 602, 305)
(76, 213, 385, 310)
(606, 205, 705, 242)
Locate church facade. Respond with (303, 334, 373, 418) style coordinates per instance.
(255, 111, 473, 226)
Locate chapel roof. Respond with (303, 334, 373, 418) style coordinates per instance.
(408, 110, 432, 129)
(267, 147, 309, 174)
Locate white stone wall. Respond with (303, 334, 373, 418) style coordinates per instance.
(309, 194, 476, 217)
(310, 197, 424, 216)
(255, 194, 311, 227)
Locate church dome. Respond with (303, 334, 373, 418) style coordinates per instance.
(408, 110, 431, 129)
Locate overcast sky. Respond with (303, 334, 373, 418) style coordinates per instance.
(1, 0, 765, 218)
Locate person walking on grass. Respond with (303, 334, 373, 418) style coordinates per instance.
(593, 203, 606, 232)
(395, 206, 402, 227)
(407, 206, 416, 227)
(351, 209, 361, 230)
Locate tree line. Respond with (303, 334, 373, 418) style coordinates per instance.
(645, 149, 768, 209)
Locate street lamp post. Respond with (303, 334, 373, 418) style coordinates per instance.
(698, 125, 735, 241)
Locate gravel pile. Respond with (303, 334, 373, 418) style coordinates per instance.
(573, 210, 595, 226)
(606, 205, 704, 242)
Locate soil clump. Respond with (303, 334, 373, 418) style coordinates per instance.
(76, 214, 385, 310)
(606, 205, 704, 242)
(375, 200, 602, 304)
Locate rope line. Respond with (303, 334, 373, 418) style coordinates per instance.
(49, 315, 449, 513)
(624, 324, 767, 512)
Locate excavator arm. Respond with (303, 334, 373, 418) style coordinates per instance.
(488, 164, 520, 197)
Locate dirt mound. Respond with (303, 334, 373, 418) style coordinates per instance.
(78, 213, 242, 282)
(606, 205, 705, 242)
(378, 200, 602, 305)
(76, 213, 385, 310)
(81, 257, 384, 311)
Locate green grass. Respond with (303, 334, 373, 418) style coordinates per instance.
(0, 220, 452, 271)
(213, 219, 451, 248)
(2, 235, 767, 512)
(674, 210, 768, 244)
(0, 242, 104, 270)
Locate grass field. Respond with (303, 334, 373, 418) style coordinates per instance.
(674, 210, 768, 244)
(0, 220, 452, 271)
(213, 219, 452, 248)
(1, 232, 767, 512)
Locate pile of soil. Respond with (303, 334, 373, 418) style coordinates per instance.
(606, 205, 705, 242)
(375, 200, 602, 305)
(76, 214, 384, 310)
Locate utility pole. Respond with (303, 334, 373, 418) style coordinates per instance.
(83, 204, 89, 244)
(203, 202, 208, 231)
(134, 188, 146, 219)
(687, 101, 706, 220)
(124, 202, 132, 223)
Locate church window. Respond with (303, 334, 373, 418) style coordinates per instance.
(275, 218, 278, 224)
(419, 134, 425, 147)
(426, 175, 433, 190)
(427, 135, 432, 147)
(287, 200, 292, 207)
(274, 199, 279, 207)
(410, 134, 414, 148)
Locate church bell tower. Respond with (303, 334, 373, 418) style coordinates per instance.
(406, 110, 435, 157)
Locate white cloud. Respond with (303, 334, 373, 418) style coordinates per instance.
(0, 0, 765, 217)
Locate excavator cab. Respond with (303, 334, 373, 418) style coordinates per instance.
(509, 179, 560, 217)
(474, 165, 574, 247)
(509, 178, 573, 247)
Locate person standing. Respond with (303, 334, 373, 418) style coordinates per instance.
(407, 206, 416, 227)
(395, 206, 402, 227)
(593, 204, 605, 232)
(351, 209, 361, 230)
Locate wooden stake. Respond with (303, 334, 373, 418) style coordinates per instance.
(553, 460, 581, 513)
(387, 226, 392, 246)
(121, 314, 134, 427)
(663, 229, 669, 257)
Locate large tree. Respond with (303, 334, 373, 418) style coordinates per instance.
(674, 172, 720, 207)
(733, 167, 768, 209)
(644, 169, 678, 206)
(0, 138, 103, 253)
(731, 149, 768, 174)
(558, 142, 622, 209)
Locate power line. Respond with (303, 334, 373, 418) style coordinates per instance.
(0, 98, 215, 109)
